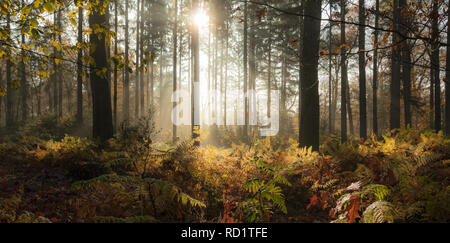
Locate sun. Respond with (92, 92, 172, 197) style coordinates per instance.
(194, 9, 209, 28)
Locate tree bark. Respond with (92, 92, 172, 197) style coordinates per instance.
(390, 0, 401, 130)
(300, 0, 322, 151)
(77, 6, 84, 125)
(340, 0, 347, 142)
(89, 0, 114, 140)
(358, 0, 367, 139)
(372, 0, 379, 135)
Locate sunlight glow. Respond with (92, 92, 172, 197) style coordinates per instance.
(194, 9, 209, 29)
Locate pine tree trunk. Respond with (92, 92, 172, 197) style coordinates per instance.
(135, 0, 140, 119)
(77, 6, 84, 125)
(113, 0, 118, 129)
(89, 0, 114, 140)
(446, 4, 450, 136)
(390, 0, 401, 130)
(340, 0, 347, 142)
(243, 0, 248, 139)
(432, 0, 441, 131)
(358, 0, 367, 139)
(173, 0, 178, 141)
(372, 0, 379, 135)
(300, 0, 322, 151)
(400, 0, 412, 128)
(124, 0, 130, 123)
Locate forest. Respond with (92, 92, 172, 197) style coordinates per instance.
(0, 0, 448, 224)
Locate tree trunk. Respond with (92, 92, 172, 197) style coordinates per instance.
(328, 2, 333, 134)
(300, 0, 322, 151)
(77, 6, 84, 125)
(432, 0, 441, 131)
(390, 0, 401, 130)
(89, 0, 114, 140)
(123, 0, 130, 123)
(173, 0, 178, 141)
(135, 0, 140, 119)
(358, 0, 367, 139)
(340, 0, 347, 142)
(6, 13, 13, 127)
(446, 4, 450, 136)
(400, 0, 412, 128)
(243, 0, 248, 139)
(139, 0, 145, 116)
(113, 0, 118, 129)
(372, 0, 379, 135)
(192, 0, 200, 146)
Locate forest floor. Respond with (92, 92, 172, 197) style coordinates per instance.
(0, 115, 449, 223)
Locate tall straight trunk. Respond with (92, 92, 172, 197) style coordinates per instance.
(346, 75, 354, 134)
(372, 0, 379, 135)
(173, 0, 178, 141)
(298, 0, 304, 140)
(390, 0, 401, 130)
(52, 12, 58, 114)
(20, 11, 27, 121)
(358, 0, 367, 139)
(124, 0, 130, 122)
(224, 21, 229, 126)
(160, 36, 164, 122)
(220, 35, 224, 124)
(300, 0, 322, 151)
(340, 0, 347, 142)
(5, 13, 13, 127)
(207, 25, 211, 123)
(57, 10, 63, 118)
(446, 4, 450, 136)
(77, 6, 84, 125)
(191, 0, 200, 146)
(400, 0, 412, 128)
(113, 0, 118, 129)
(214, 28, 218, 123)
(432, 0, 441, 131)
(139, 0, 145, 116)
(243, 1, 248, 139)
(328, 2, 333, 134)
(150, 38, 154, 107)
(135, 0, 140, 119)
(89, 0, 114, 140)
(267, 41, 272, 120)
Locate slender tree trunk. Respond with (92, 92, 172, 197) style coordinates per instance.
(372, 0, 379, 135)
(224, 21, 229, 126)
(390, 0, 401, 130)
(191, 0, 200, 146)
(140, 0, 145, 116)
(267, 41, 271, 120)
(77, 6, 84, 125)
(20, 5, 27, 122)
(113, 0, 118, 129)
(300, 0, 322, 151)
(243, 1, 248, 139)
(328, 2, 333, 134)
(124, 0, 130, 123)
(135, 0, 140, 119)
(340, 0, 347, 142)
(432, 0, 441, 131)
(6, 13, 13, 127)
(400, 0, 412, 128)
(358, 0, 367, 139)
(446, 4, 450, 136)
(89, 0, 114, 140)
(173, 0, 178, 141)
(57, 10, 63, 118)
